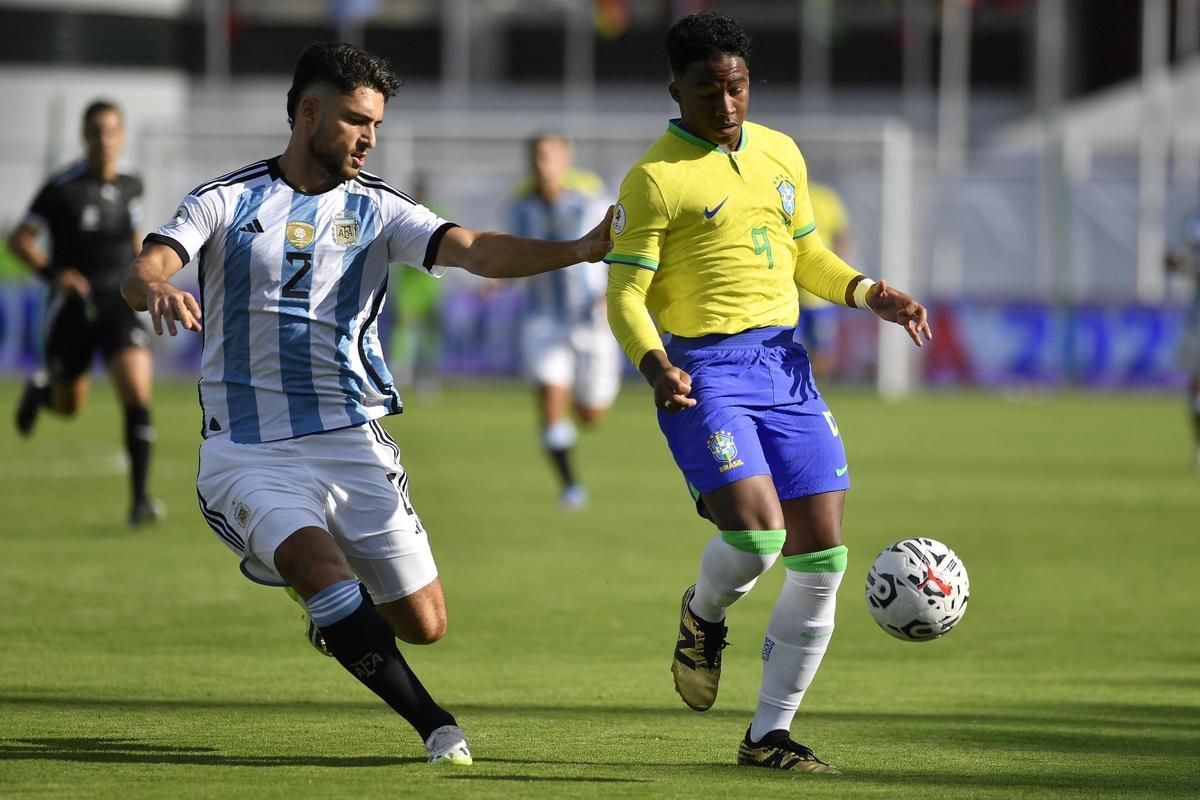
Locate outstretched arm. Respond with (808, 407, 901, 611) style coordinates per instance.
(435, 207, 613, 279)
(122, 242, 202, 336)
(794, 231, 931, 347)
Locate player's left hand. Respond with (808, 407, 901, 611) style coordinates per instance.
(576, 206, 615, 263)
(866, 280, 932, 347)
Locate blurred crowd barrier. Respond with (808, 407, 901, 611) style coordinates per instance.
(0, 282, 1188, 389)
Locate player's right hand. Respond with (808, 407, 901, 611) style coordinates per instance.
(146, 281, 203, 336)
(653, 366, 697, 413)
(55, 267, 91, 297)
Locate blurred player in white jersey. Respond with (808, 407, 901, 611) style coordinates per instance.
(1166, 215, 1200, 471)
(509, 135, 622, 509)
(122, 42, 612, 765)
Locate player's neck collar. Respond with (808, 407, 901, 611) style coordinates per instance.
(267, 155, 343, 196)
(667, 118, 748, 154)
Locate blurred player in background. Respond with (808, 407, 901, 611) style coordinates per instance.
(9, 100, 162, 528)
(388, 173, 445, 395)
(122, 42, 612, 766)
(1165, 215, 1200, 472)
(796, 182, 853, 383)
(509, 134, 621, 509)
(605, 12, 930, 773)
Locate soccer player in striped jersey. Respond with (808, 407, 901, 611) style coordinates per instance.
(604, 13, 931, 773)
(509, 134, 622, 509)
(121, 42, 612, 766)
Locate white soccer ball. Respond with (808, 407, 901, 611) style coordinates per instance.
(865, 537, 969, 642)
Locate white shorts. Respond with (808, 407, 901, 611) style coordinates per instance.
(521, 315, 622, 408)
(196, 421, 437, 603)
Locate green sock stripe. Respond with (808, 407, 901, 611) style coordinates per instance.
(783, 545, 848, 573)
(720, 529, 786, 555)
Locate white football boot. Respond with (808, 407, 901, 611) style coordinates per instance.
(425, 725, 472, 765)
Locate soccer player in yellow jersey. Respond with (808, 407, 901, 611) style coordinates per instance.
(604, 12, 931, 773)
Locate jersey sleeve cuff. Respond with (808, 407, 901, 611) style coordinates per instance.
(603, 253, 659, 271)
(144, 232, 191, 266)
(423, 222, 459, 271)
(792, 221, 817, 239)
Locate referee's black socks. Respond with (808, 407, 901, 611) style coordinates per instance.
(123, 404, 154, 505)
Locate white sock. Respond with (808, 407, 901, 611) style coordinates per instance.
(690, 531, 783, 623)
(542, 419, 577, 450)
(750, 546, 846, 742)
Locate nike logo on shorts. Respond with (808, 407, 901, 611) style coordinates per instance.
(835, 465, 849, 477)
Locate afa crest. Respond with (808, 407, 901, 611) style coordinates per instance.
(707, 430, 738, 464)
(232, 501, 251, 529)
(333, 213, 360, 247)
(776, 179, 796, 217)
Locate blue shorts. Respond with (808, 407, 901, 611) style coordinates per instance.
(659, 327, 850, 512)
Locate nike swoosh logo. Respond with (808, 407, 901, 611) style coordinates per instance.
(835, 465, 848, 477)
(704, 197, 729, 219)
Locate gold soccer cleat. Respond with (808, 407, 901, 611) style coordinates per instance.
(737, 728, 841, 774)
(671, 585, 727, 711)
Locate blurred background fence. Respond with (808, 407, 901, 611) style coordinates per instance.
(1, 0, 1197, 393)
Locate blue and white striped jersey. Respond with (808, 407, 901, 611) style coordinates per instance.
(147, 157, 456, 444)
(509, 174, 610, 324)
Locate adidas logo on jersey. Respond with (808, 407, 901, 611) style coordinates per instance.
(239, 218, 264, 233)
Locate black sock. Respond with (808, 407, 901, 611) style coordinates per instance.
(319, 589, 455, 740)
(123, 405, 153, 506)
(25, 373, 50, 405)
(547, 446, 577, 488)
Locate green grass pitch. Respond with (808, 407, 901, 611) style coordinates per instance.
(1, 378, 1197, 799)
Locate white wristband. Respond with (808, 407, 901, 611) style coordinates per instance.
(852, 277, 877, 310)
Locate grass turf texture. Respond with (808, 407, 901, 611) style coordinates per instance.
(1, 379, 1197, 799)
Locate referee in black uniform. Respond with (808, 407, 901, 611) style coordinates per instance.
(9, 100, 162, 527)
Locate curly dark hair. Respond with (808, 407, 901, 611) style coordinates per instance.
(665, 11, 751, 77)
(286, 42, 402, 128)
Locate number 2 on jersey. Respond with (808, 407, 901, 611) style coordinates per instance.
(751, 225, 774, 269)
(282, 251, 312, 299)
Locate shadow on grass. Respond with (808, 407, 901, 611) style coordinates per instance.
(443, 774, 650, 784)
(0, 737, 417, 768)
(3, 695, 1197, 766)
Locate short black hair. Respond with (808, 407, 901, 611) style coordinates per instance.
(82, 99, 121, 130)
(286, 42, 402, 128)
(665, 11, 751, 77)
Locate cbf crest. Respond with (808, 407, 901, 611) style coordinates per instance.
(776, 178, 796, 217)
(332, 211, 360, 247)
(707, 430, 738, 464)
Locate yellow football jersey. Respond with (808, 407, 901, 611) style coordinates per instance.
(798, 182, 851, 310)
(605, 119, 819, 337)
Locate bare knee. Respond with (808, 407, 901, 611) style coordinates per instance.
(575, 406, 606, 427)
(50, 393, 82, 416)
(395, 616, 447, 645)
(273, 528, 354, 598)
(378, 597, 448, 645)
